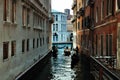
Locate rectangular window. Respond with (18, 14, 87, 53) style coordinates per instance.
(101, 1, 104, 19)
(4, 0, 9, 21)
(78, 22, 80, 30)
(43, 37, 44, 44)
(56, 24, 58, 31)
(101, 35, 103, 56)
(3, 42, 9, 60)
(11, 41, 16, 56)
(37, 38, 39, 48)
(96, 7, 98, 23)
(56, 36, 58, 41)
(109, 35, 112, 56)
(11, 0, 16, 23)
(27, 39, 29, 51)
(22, 40, 25, 53)
(53, 24, 55, 31)
(33, 39, 35, 49)
(39, 38, 42, 46)
(27, 9, 30, 26)
(106, 35, 109, 56)
(22, 6, 26, 26)
(96, 35, 98, 56)
(117, 0, 120, 9)
(56, 15, 58, 21)
(53, 36, 55, 41)
(106, 35, 112, 56)
(107, 0, 113, 15)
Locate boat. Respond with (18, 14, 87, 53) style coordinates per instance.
(64, 47, 71, 56)
(52, 46, 58, 57)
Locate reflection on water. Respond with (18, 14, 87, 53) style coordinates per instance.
(34, 49, 82, 80)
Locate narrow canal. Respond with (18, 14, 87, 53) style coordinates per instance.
(33, 49, 82, 80)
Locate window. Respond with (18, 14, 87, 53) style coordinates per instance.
(11, 41, 16, 56)
(56, 35, 58, 41)
(101, 35, 103, 56)
(53, 36, 55, 41)
(43, 37, 44, 44)
(3, 42, 9, 60)
(101, 0, 104, 19)
(40, 38, 42, 46)
(4, 0, 9, 21)
(117, 0, 120, 10)
(27, 39, 29, 51)
(37, 38, 39, 48)
(33, 39, 35, 49)
(56, 15, 58, 21)
(22, 6, 26, 26)
(96, 35, 98, 56)
(78, 22, 80, 30)
(106, 35, 109, 56)
(27, 9, 30, 26)
(96, 7, 98, 22)
(107, 0, 113, 15)
(56, 24, 58, 31)
(109, 35, 112, 56)
(86, 0, 89, 6)
(22, 40, 25, 53)
(11, 0, 16, 23)
(53, 24, 55, 31)
(106, 35, 112, 56)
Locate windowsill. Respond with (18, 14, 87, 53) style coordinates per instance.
(3, 58, 9, 62)
(3, 21, 11, 26)
(27, 24, 31, 28)
(116, 9, 120, 14)
(105, 13, 112, 19)
(11, 54, 16, 58)
(33, 27, 42, 30)
(11, 22, 17, 27)
(22, 25, 26, 28)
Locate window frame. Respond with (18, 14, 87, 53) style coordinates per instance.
(3, 42, 9, 60)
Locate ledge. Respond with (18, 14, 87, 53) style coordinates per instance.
(3, 21, 11, 26)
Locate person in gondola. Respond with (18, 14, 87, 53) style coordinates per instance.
(52, 46, 58, 57)
(71, 46, 79, 68)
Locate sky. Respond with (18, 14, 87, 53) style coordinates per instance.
(51, 0, 73, 14)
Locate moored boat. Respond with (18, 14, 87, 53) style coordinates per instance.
(64, 47, 71, 56)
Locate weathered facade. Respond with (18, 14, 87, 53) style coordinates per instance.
(72, 0, 120, 69)
(71, 0, 77, 48)
(0, 0, 53, 80)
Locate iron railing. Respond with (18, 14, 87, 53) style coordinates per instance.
(90, 56, 120, 80)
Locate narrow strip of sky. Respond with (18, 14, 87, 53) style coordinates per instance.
(51, 0, 73, 14)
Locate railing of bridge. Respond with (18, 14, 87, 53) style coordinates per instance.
(90, 56, 120, 80)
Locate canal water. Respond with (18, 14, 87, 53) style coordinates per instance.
(33, 49, 82, 80)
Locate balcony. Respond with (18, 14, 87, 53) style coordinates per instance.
(71, 15, 76, 23)
(71, 0, 77, 10)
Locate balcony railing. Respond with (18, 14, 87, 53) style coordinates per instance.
(90, 56, 119, 80)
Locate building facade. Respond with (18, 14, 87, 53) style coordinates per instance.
(0, 0, 53, 80)
(71, 0, 77, 48)
(72, 0, 120, 69)
(51, 10, 68, 44)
